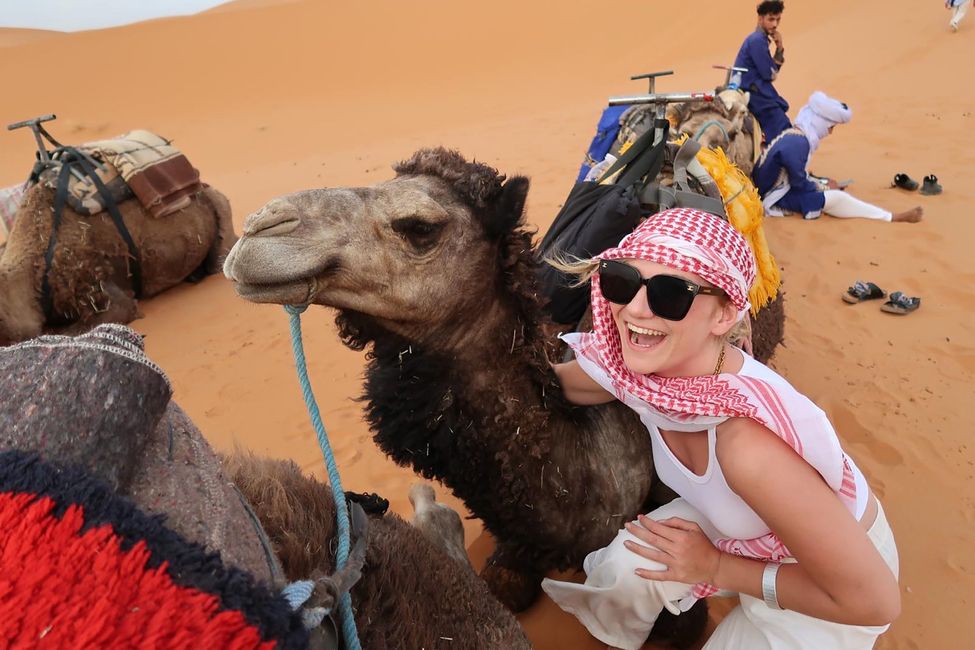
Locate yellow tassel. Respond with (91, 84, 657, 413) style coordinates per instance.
(686, 141, 781, 315)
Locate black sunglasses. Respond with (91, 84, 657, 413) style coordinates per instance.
(597, 260, 726, 321)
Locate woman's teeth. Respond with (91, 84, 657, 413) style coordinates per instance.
(627, 323, 666, 347)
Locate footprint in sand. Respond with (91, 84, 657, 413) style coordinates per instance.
(946, 554, 975, 577)
(828, 401, 904, 467)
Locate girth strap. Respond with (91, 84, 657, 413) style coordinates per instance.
(39, 148, 144, 321)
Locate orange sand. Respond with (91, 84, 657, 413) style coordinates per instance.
(1, 1, 973, 647)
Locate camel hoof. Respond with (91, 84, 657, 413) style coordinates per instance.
(480, 560, 542, 613)
(646, 599, 709, 649)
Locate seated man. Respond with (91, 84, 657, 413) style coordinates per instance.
(753, 91, 922, 223)
(734, 1, 791, 142)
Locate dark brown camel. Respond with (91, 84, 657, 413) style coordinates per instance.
(223, 148, 789, 647)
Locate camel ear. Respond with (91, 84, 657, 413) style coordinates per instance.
(482, 175, 529, 239)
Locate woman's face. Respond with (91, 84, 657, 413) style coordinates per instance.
(607, 259, 734, 377)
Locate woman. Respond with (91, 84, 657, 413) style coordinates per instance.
(753, 91, 922, 223)
(541, 208, 900, 649)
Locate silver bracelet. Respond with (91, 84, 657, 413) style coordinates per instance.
(762, 562, 783, 610)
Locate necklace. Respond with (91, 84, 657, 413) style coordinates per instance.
(713, 344, 726, 376)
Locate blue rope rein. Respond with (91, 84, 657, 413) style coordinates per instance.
(284, 304, 361, 650)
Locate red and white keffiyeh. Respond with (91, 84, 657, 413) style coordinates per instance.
(572, 207, 858, 597)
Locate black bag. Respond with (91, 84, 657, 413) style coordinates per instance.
(537, 120, 669, 324)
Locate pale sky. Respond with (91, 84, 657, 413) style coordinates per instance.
(0, 0, 233, 32)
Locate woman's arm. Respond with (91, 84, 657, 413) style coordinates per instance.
(553, 360, 615, 405)
(714, 419, 900, 625)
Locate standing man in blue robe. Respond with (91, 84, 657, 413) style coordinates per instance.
(734, 1, 791, 142)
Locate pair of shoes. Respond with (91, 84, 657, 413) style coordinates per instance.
(842, 281, 920, 314)
(891, 173, 942, 195)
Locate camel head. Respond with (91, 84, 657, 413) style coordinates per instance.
(674, 90, 751, 151)
(224, 148, 532, 351)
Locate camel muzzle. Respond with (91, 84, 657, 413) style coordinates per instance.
(242, 199, 302, 237)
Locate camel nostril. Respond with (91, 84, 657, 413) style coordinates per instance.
(243, 202, 301, 237)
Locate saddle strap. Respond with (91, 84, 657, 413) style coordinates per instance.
(640, 183, 727, 218)
(39, 149, 144, 321)
(71, 150, 144, 300)
(40, 162, 72, 320)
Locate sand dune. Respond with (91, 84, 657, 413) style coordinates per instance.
(1, 1, 973, 647)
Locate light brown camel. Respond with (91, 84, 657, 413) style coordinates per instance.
(224, 148, 724, 648)
(0, 324, 529, 650)
(0, 183, 236, 345)
(667, 89, 759, 174)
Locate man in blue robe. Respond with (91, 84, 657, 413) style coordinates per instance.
(734, 1, 791, 142)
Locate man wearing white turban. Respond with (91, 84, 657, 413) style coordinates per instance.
(752, 92, 923, 223)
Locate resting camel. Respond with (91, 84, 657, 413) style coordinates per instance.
(223, 147, 793, 646)
(0, 324, 529, 649)
(667, 89, 760, 174)
(0, 183, 237, 346)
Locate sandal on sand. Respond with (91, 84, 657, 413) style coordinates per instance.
(843, 280, 886, 304)
(919, 175, 943, 196)
(892, 173, 919, 191)
(880, 291, 921, 315)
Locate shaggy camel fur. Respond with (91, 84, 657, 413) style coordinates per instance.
(668, 89, 758, 174)
(224, 148, 718, 648)
(0, 183, 236, 345)
(224, 454, 531, 650)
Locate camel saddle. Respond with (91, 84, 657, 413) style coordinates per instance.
(35, 129, 202, 219)
(0, 324, 284, 583)
(0, 324, 373, 649)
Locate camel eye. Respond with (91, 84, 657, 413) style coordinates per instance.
(391, 217, 445, 252)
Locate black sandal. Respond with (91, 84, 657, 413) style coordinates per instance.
(920, 174, 943, 196)
(843, 280, 886, 304)
(880, 291, 921, 315)
(892, 173, 919, 191)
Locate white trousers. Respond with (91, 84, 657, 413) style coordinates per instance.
(541, 498, 899, 650)
(951, 2, 969, 28)
(821, 189, 892, 221)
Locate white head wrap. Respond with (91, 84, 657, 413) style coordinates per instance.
(794, 91, 852, 152)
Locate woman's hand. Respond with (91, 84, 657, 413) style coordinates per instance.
(623, 516, 722, 585)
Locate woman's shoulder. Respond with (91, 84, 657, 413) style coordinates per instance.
(726, 353, 833, 431)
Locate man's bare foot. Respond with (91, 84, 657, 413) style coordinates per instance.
(892, 206, 923, 223)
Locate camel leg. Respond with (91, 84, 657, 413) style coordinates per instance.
(201, 186, 238, 275)
(647, 600, 710, 650)
(53, 283, 140, 336)
(480, 543, 543, 613)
